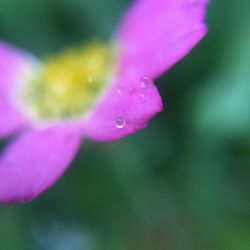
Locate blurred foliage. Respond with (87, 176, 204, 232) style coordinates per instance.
(0, 0, 250, 249)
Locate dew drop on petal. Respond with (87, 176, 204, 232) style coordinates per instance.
(115, 117, 126, 129)
(139, 76, 153, 88)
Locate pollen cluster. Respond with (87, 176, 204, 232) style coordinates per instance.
(22, 42, 116, 122)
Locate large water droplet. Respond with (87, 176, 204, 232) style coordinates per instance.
(115, 117, 126, 129)
(139, 76, 153, 88)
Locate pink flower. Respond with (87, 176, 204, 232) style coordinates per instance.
(0, 0, 208, 203)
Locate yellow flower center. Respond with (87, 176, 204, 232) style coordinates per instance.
(21, 42, 116, 123)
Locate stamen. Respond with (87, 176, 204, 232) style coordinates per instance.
(20, 42, 117, 123)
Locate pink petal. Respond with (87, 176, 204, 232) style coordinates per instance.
(84, 74, 163, 141)
(0, 41, 35, 98)
(0, 101, 27, 138)
(117, 0, 209, 79)
(0, 124, 83, 203)
(85, 0, 208, 142)
(0, 41, 37, 138)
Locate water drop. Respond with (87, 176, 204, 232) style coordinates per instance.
(115, 117, 126, 129)
(139, 76, 153, 88)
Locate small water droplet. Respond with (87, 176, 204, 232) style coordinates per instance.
(139, 76, 153, 88)
(115, 117, 126, 129)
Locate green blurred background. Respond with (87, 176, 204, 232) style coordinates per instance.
(0, 0, 249, 249)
